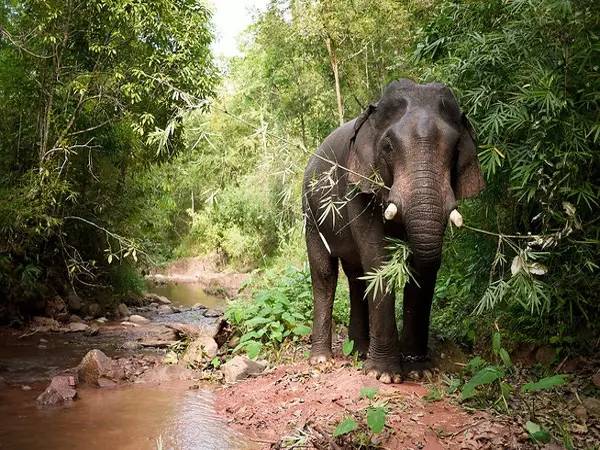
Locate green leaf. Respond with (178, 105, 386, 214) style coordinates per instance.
(333, 417, 358, 437)
(359, 386, 378, 400)
(245, 340, 262, 359)
(522, 374, 567, 393)
(465, 356, 487, 374)
(499, 348, 512, 368)
(342, 339, 354, 356)
(423, 387, 443, 402)
(492, 332, 501, 355)
(446, 377, 461, 394)
(292, 325, 311, 336)
(366, 407, 386, 434)
(211, 357, 221, 369)
(525, 421, 551, 443)
(244, 316, 271, 327)
(461, 366, 504, 400)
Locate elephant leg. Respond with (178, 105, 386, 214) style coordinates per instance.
(306, 230, 339, 364)
(401, 269, 438, 376)
(359, 250, 403, 383)
(341, 260, 369, 357)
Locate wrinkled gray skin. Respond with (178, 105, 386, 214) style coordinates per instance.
(302, 79, 485, 383)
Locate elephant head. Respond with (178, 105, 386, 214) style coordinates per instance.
(347, 79, 485, 269)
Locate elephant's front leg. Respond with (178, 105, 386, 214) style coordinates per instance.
(401, 267, 439, 377)
(360, 250, 403, 384)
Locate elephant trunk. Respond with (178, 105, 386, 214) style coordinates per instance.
(392, 166, 449, 270)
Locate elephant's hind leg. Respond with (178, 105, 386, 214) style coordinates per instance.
(306, 230, 339, 364)
(341, 260, 369, 357)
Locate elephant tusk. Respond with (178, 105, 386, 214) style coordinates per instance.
(449, 209, 464, 227)
(384, 203, 398, 220)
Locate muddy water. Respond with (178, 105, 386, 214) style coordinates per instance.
(146, 281, 226, 310)
(0, 383, 250, 450)
(0, 283, 254, 450)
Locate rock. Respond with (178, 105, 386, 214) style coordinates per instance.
(144, 293, 171, 305)
(534, 346, 556, 366)
(97, 378, 117, 388)
(582, 397, 600, 418)
(95, 317, 108, 323)
(87, 303, 101, 318)
(121, 341, 141, 351)
(136, 365, 194, 384)
(592, 372, 600, 388)
(77, 349, 124, 386)
(157, 304, 173, 315)
(36, 375, 77, 406)
(45, 296, 67, 319)
(128, 314, 150, 324)
(120, 321, 139, 327)
(221, 356, 267, 383)
(182, 336, 219, 366)
(21, 385, 32, 391)
(69, 314, 84, 323)
(67, 292, 82, 311)
(116, 303, 131, 318)
(67, 322, 90, 332)
(31, 316, 62, 332)
(204, 309, 223, 318)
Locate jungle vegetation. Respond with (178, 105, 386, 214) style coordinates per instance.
(1, 0, 599, 354)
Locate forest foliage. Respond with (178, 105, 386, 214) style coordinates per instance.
(1, 0, 598, 350)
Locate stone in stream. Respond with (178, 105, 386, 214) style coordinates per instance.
(128, 314, 151, 324)
(87, 303, 102, 318)
(157, 304, 173, 315)
(45, 296, 67, 319)
(67, 322, 90, 332)
(155, 308, 225, 341)
(37, 375, 77, 406)
(69, 314, 84, 323)
(116, 303, 131, 318)
(67, 292, 83, 311)
(143, 293, 171, 305)
(182, 336, 219, 366)
(77, 349, 124, 386)
(221, 356, 267, 383)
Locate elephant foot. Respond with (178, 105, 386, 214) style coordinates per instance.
(364, 358, 403, 384)
(309, 350, 332, 365)
(402, 355, 434, 381)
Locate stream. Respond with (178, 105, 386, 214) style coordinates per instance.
(0, 282, 254, 450)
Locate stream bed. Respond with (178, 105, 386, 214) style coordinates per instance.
(0, 282, 253, 450)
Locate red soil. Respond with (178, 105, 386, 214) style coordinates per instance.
(216, 359, 523, 449)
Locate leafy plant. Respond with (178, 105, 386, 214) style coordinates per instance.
(333, 417, 358, 437)
(226, 266, 314, 359)
(342, 338, 355, 357)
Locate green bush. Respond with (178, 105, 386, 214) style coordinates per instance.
(226, 265, 350, 359)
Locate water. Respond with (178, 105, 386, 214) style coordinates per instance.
(0, 383, 251, 450)
(146, 281, 226, 310)
(0, 282, 252, 450)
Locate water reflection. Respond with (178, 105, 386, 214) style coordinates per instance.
(146, 282, 226, 310)
(0, 383, 253, 450)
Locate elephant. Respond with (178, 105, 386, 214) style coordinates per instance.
(302, 79, 485, 383)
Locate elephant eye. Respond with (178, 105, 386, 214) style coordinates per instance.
(382, 136, 394, 152)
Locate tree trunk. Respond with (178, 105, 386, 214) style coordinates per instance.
(325, 36, 344, 126)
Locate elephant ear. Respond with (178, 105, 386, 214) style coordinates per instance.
(453, 113, 485, 199)
(347, 103, 379, 193)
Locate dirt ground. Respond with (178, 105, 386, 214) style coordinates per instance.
(217, 358, 525, 449)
